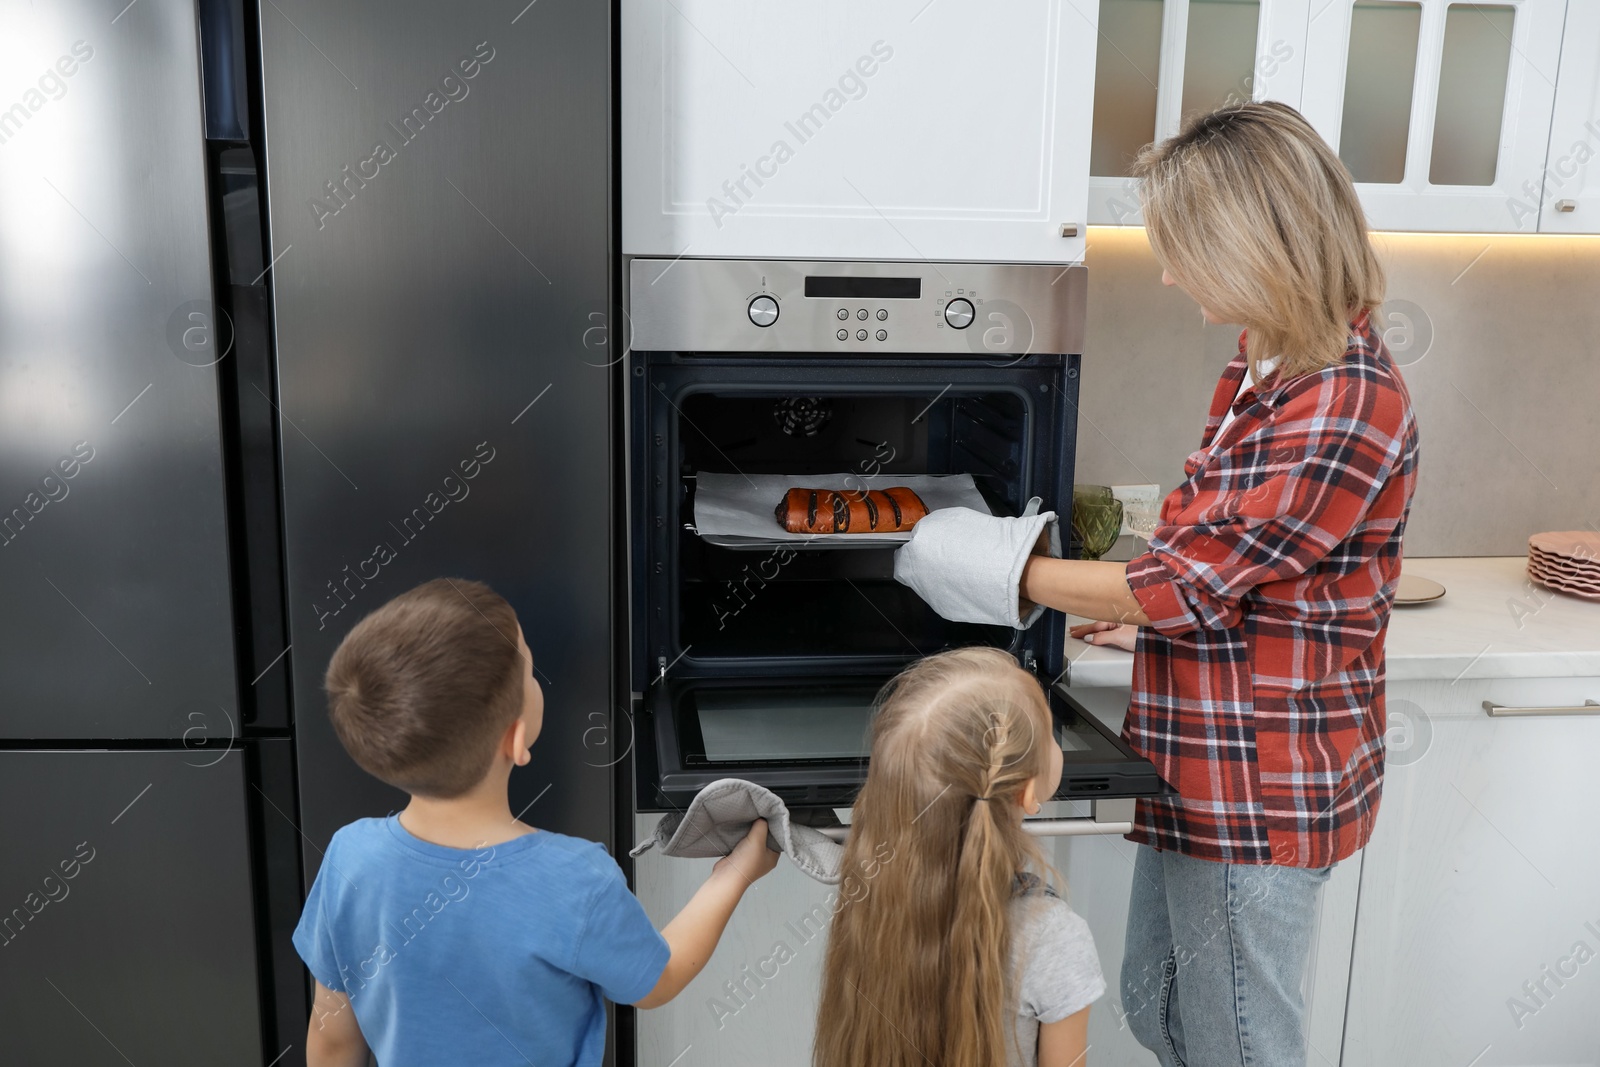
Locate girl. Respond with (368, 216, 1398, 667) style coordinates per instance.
(814, 647, 1104, 1067)
(896, 102, 1420, 1066)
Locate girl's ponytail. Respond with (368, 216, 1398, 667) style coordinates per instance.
(945, 712, 1031, 1064)
(814, 649, 1053, 1067)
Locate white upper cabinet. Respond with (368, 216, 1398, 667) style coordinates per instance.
(1300, 0, 1567, 233)
(1539, 0, 1600, 233)
(621, 0, 1098, 263)
(1087, 0, 1312, 225)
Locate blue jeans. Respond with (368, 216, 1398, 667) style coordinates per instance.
(1120, 845, 1333, 1067)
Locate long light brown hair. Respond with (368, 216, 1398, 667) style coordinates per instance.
(1132, 101, 1386, 381)
(814, 648, 1055, 1067)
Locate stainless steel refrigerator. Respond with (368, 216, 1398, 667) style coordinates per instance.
(2, 0, 616, 1064)
(0, 1, 296, 1064)
(257, 0, 618, 933)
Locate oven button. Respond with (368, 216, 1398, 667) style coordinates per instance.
(876, 309, 888, 321)
(856, 309, 869, 320)
(747, 295, 779, 327)
(836, 308, 848, 320)
(856, 329, 868, 340)
(944, 297, 975, 329)
(876, 329, 888, 341)
(837, 328, 848, 341)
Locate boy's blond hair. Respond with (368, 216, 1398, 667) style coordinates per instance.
(1132, 101, 1387, 381)
(324, 578, 523, 798)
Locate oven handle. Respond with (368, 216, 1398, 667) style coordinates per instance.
(815, 798, 1136, 841)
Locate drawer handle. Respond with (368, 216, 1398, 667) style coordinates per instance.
(817, 798, 1136, 840)
(1482, 699, 1600, 717)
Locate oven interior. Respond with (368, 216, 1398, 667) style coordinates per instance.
(625, 352, 1154, 812)
(673, 389, 1033, 663)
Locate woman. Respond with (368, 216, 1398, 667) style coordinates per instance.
(894, 102, 1419, 1066)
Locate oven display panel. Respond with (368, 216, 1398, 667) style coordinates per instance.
(803, 276, 922, 300)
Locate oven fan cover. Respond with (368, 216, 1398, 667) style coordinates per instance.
(772, 396, 833, 437)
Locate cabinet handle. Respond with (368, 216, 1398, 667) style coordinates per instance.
(1482, 699, 1599, 717)
(1019, 815, 1135, 837)
(817, 798, 1136, 840)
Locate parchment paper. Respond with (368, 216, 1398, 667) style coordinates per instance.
(692, 472, 991, 547)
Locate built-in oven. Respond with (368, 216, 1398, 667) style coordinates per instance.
(627, 259, 1166, 833)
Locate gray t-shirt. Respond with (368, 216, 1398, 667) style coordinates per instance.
(1007, 882, 1106, 1067)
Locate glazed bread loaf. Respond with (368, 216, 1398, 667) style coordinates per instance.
(774, 487, 929, 534)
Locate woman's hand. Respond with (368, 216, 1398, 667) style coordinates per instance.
(1069, 620, 1139, 652)
(892, 507, 1060, 629)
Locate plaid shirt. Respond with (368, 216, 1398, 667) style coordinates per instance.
(1122, 312, 1419, 867)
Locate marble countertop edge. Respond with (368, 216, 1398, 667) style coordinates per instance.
(1062, 557, 1600, 688)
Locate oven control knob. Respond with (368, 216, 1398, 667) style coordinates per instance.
(944, 297, 975, 329)
(747, 294, 779, 327)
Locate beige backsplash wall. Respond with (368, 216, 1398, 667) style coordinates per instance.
(1075, 226, 1600, 558)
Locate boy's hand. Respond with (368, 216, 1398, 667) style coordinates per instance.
(712, 818, 780, 886)
(637, 818, 782, 1008)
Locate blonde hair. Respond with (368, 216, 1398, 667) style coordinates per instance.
(814, 648, 1055, 1067)
(1132, 101, 1386, 381)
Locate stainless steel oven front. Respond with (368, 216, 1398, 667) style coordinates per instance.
(626, 259, 1165, 823)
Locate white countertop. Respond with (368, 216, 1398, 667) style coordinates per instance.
(1064, 556, 1600, 688)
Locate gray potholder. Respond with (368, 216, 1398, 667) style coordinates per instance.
(629, 778, 845, 884)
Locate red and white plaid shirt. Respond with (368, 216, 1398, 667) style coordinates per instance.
(1123, 312, 1420, 868)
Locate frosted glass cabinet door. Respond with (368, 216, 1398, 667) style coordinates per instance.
(1087, 0, 1310, 225)
(1538, 0, 1600, 233)
(1343, 677, 1600, 1065)
(622, 0, 1098, 263)
(1299, 0, 1567, 232)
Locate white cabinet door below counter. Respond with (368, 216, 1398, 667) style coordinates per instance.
(1342, 676, 1600, 1066)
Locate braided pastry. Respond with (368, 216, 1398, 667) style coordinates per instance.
(774, 487, 929, 534)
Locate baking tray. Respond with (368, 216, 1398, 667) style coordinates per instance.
(691, 472, 991, 550)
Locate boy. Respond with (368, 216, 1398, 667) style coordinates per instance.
(294, 578, 778, 1066)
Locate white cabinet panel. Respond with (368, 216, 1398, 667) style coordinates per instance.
(1054, 831, 1158, 1066)
(1538, 0, 1600, 233)
(1300, 0, 1567, 233)
(633, 814, 828, 1067)
(622, 0, 1097, 262)
(1344, 676, 1600, 1065)
(633, 806, 1151, 1065)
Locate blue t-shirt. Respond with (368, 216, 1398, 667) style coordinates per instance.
(292, 816, 669, 1067)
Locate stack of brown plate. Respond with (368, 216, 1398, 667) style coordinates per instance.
(1527, 531, 1600, 601)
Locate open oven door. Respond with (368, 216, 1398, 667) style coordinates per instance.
(634, 674, 1168, 814)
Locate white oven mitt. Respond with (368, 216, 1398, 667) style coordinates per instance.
(893, 497, 1062, 629)
(629, 778, 845, 884)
